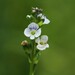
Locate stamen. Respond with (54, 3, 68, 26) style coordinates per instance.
(31, 30, 36, 35)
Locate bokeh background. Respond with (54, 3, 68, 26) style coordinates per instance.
(0, 0, 75, 75)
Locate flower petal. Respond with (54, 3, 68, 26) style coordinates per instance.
(24, 28, 31, 37)
(43, 17, 50, 24)
(46, 44, 49, 48)
(37, 13, 42, 17)
(41, 15, 45, 19)
(30, 35, 35, 40)
(35, 37, 40, 43)
(34, 28, 41, 37)
(37, 44, 47, 50)
(41, 15, 50, 24)
(28, 22, 39, 30)
(41, 35, 48, 43)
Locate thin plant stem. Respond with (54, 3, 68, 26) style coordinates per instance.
(29, 40, 35, 75)
(29, 63, 34, 75)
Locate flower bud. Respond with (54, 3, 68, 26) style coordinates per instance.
(32, 7, 43, 14)
(26, 15, 31, 18)
(21, 40, 28, 46)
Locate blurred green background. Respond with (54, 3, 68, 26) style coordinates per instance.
(0, 0, 75, 75)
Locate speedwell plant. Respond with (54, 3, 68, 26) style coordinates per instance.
(21, 7, 50, 75)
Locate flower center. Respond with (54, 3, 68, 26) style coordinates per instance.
(31, 30, 36, 35)
(40, 42, 44, 45)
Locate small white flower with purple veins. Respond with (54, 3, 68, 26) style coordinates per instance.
(35, 35, 49, 50)
(24, 22, 41, 40)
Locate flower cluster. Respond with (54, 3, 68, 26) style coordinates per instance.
(21, 7, 50, 75)
(23, 7, 50, 51)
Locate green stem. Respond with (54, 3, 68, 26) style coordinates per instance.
(29, 63, 34, 75)
(29, 40, 35, 75)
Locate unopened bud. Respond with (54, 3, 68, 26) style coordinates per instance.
(26, 15, 31, 18)
(32, 7, 43, 13)
(21, 40, 28, 46)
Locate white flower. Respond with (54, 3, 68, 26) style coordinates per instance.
(37, 13, 50, 24)
(35, 35, 49, 50)
(41, 15, 50, 24)
(24, 22, 41, 40)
